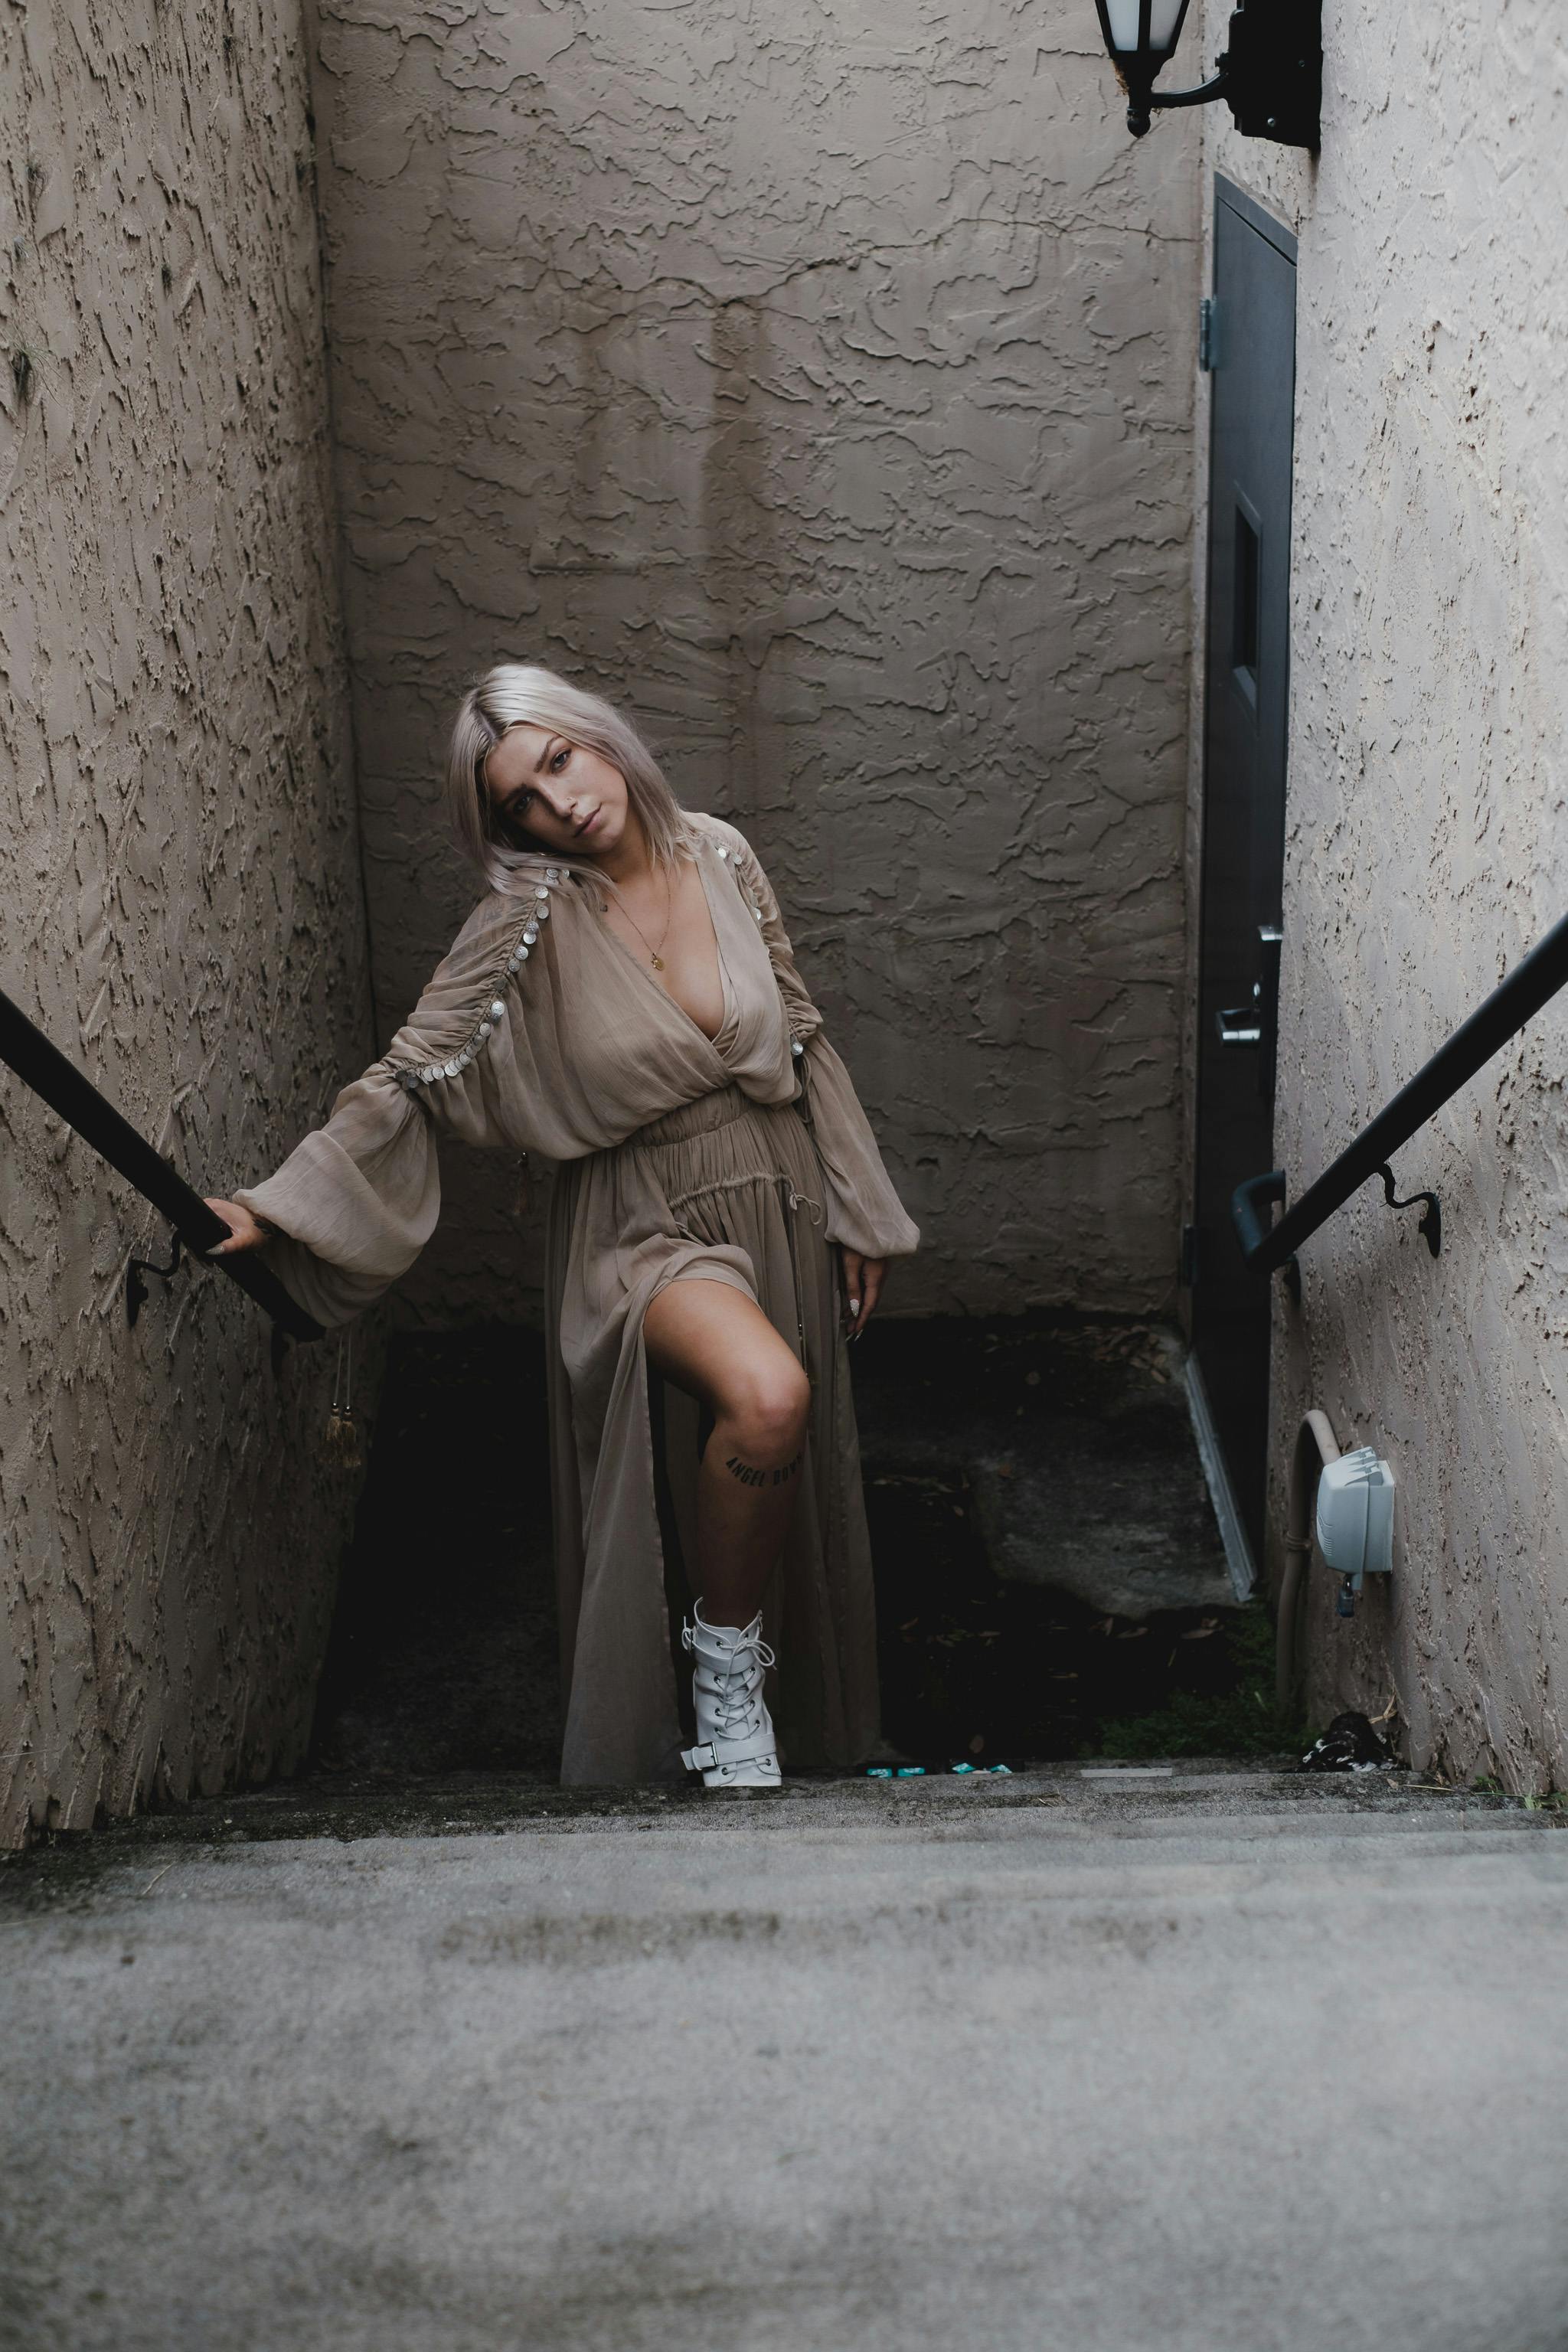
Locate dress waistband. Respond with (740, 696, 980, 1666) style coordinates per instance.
(626, 1080, 782, 1150)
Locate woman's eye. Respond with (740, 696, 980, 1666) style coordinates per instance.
(550, 746, 570, 773)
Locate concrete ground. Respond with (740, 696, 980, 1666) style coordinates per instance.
(5, 1767, 1568, 2352)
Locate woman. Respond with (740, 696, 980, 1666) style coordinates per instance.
(207, 662, 920, 1790)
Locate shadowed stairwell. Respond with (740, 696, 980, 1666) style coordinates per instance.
(306, 1313, 1285, 1795)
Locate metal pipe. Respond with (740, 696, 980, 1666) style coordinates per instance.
(0, 984, 322, 1342)
(1244, 907, 1568, 1273)
(1276, 1410, 1340, 1720)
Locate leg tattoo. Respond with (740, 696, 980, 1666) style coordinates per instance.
(724, 1449, 802, 1491)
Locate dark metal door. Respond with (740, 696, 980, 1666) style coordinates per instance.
(1191, 178, 1298, 1569)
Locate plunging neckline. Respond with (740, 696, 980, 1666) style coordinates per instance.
(589, 839, 733, 1050)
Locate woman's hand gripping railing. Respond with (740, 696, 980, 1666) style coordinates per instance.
(0, 983, 323, 1345)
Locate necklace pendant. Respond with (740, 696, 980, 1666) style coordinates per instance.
(651, 953, 665, 970)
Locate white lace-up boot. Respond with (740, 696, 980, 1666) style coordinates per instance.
(679, 1601, 782, 1788)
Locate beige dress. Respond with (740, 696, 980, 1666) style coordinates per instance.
(237, 813, 920, 1785)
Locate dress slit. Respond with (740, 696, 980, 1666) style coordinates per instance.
(544, 1080, 880, 1782)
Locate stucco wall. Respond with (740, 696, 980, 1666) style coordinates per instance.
(1, 0, 376, 1845)
(305, 0, 1201, 1325)
(1191, 0, 1568, 1788)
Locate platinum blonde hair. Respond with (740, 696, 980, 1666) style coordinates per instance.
(444, 660, 696, 902)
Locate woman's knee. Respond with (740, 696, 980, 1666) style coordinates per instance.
(720, 1355, 810, 1468)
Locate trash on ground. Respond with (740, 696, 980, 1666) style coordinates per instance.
(1294, 1710, 1397, 1773)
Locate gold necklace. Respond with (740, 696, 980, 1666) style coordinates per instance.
(607, 871, 673, 969)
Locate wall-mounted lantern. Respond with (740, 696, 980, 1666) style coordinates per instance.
(1093, 0, 1321, 147)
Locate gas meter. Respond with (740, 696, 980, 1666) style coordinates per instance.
(1315, 1446, 1395, 1619)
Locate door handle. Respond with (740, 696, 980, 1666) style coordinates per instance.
(1217, 996, 1262, 1047)
(1256, 924, 1282, 1101)
(1216, 926, 1284, 1093)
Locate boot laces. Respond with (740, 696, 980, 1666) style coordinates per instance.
(686, 1622, 776, 1740)
(712, 1637, 775, 1737)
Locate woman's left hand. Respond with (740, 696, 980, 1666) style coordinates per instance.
(839, 1250, 886, 1341)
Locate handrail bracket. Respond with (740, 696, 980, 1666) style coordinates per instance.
(1230, 1169, 1301, 1298)
(126, 1230, 186, 1328)
(1376, 1165, 1441, 1258)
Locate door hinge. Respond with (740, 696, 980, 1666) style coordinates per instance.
(1181, 1222, 1199, 1289)
(1198, 296, 1217, 372)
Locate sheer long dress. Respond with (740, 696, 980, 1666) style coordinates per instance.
(236, 813, 920, 1785)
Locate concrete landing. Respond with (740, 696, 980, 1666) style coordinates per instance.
(853, 1315, 1235, 1620)
(4, 1770, 1566, 2351)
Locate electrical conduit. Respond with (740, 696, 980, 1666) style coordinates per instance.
(1276, 1410, 1341, 1720)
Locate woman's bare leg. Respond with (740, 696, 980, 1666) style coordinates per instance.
(642, 1276, 810, 1628)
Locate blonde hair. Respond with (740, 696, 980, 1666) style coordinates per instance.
(444, 660, 695, 902)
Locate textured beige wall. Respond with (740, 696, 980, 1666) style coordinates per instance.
(305, 0, 1202, 1325)
(1, 0, 376, 1844)
(1191, 1, 1568, 1788)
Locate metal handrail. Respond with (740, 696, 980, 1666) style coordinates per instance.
(1233, 908, 1568, 1274)
(0, 984, 323, 1342)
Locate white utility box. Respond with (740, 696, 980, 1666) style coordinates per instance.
(1316, 1445, 1396, 1598)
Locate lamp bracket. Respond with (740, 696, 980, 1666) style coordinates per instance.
(1210, 0, 1321, 146)
(1148, 70, 1229, 115)
(1131, 0, 1320, 148)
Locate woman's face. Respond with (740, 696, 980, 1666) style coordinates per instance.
(482, 724, 632, 858)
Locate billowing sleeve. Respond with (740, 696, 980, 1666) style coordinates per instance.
(233, 1070, 436, 1331)
(727, 830, 920, 1261)
(233, 880, 558, 1328)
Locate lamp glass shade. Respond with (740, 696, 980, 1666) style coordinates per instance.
(1101, 0, 1190, 59)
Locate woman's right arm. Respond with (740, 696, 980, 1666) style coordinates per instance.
(205, 882, 557, 1326)
(204, 1198, 273, 1254)
(207, 1059, 446, 1328)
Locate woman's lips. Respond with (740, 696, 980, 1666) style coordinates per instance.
(574, 808, 601, 838)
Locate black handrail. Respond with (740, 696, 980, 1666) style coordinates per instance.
(0, 984, 322, 1342)
(1233, 908, 1568, 1274)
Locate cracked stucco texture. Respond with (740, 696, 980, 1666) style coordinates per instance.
(1, 0, 377, 1845)
(304, 0, 1201, 1325)
(1191, 0, 1568, 1792)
